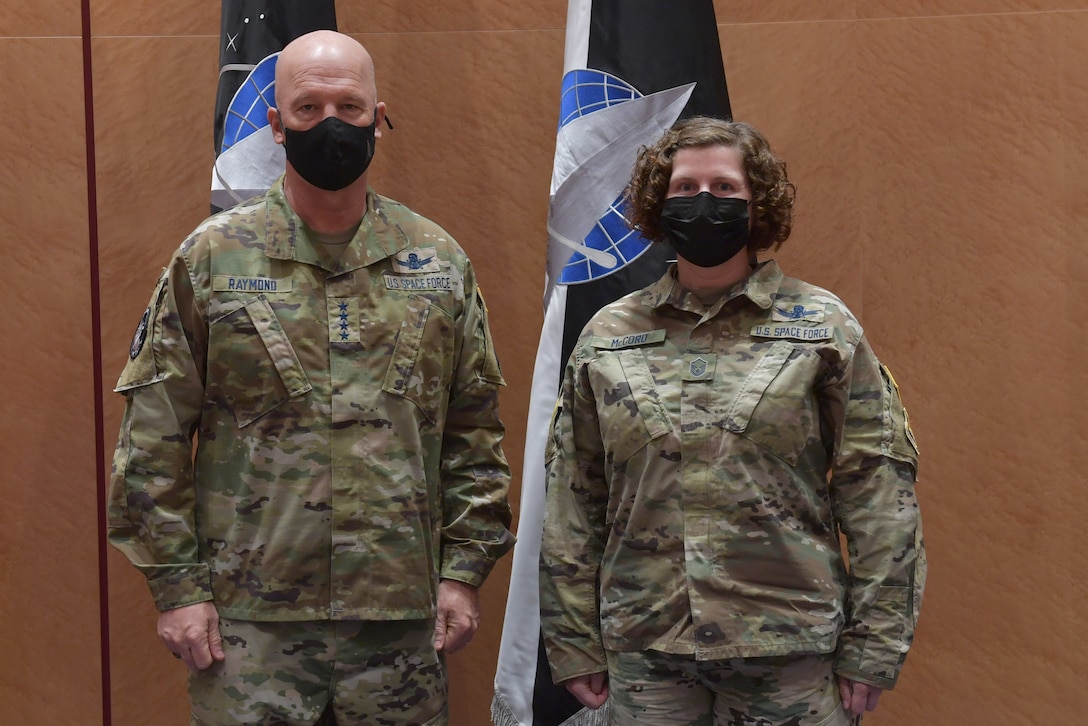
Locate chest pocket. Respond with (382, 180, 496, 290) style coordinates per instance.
(207, 295, 312, 428)
(725, 340, 821, 465)
(587, 348, 672, 467)
(382, 296, 455, 424)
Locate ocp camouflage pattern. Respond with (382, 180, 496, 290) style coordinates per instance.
(109, 178, 514, 622)
(189, 619, 446, 725)
(539, 261, 924, 690)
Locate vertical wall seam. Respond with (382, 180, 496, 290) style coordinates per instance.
(82, 0, 112, 723)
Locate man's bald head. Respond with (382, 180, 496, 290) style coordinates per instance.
(274, 30, 378, 112)
(267, 29, 387, 201)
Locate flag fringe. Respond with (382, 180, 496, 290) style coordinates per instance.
(490, 693, 611, 726)
(558, 704, 611, 726)
(490, 693, 520, 726)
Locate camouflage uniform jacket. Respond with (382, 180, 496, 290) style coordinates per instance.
(540, 260, 924, 690)
(109, 179, 514, 621)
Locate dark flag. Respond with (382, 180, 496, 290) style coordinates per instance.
(491, 1, 731, 725)
(210, 0, 337, 211)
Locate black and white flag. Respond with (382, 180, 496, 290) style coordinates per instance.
(210, 0, 336, 211)
(492, 1, 732, 725)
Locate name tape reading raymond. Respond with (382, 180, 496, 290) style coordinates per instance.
(213, 275, 293, 293)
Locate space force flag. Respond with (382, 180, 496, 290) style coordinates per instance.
(210, 0, 336, 211)
(491, 2, 732, 725)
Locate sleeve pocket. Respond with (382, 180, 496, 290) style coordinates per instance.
(858, 585, 909, 679)
(116, 271, 169, 392)
(880, 364, 919, 469)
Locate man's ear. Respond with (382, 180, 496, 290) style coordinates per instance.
(374, 101, 388, 140)
(268, 108, 285, 144)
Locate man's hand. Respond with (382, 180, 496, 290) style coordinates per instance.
(434, 579, 480, 654)
(564, 672, 609, 710)
(157, 602, 225, 673)
(838, 678, 882, 717)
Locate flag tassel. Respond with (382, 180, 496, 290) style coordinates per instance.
(490, 694, 611, 726)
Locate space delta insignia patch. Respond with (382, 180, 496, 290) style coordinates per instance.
(129, 308, 150, 360)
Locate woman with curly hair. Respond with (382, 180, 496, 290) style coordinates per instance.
(539, 117, 925, 726)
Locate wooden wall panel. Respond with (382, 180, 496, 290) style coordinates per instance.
(94, 25, 221, 721)
(0, 26, 104, 726)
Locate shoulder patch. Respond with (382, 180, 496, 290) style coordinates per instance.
(129, 308, 150, 360)
(116, 271, 169, 391)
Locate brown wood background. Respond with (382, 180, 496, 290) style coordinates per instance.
(2, 1, 1086, 724)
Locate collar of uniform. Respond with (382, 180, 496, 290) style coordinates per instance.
(641, 264, 681, 309)
(262, 180, 410, 273)
(645, 259, 785, 312)
(742, 259, 784, 309)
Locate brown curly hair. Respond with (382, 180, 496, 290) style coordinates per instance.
(624, 117, 796, 252)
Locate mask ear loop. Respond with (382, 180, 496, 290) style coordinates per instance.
(383, 115, 394, 130)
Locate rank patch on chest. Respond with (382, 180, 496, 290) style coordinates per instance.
(328, 297, 359, 343)
(392, 247, 441, 273)
(682, 354, 717, 381)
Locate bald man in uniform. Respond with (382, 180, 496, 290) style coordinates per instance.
(108, 31, 514, 725)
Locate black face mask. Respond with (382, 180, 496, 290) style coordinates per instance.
(661, 192, 750, 268)
(282, 115, 377, 191)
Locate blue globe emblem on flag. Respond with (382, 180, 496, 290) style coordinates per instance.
(555, 69, 654, 285)
(211, 53, 286, 209)
(220, 52, 279, 154)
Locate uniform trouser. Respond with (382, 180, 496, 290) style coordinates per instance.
(605, 650, 854, 726)
(189, 618, 447, 726)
